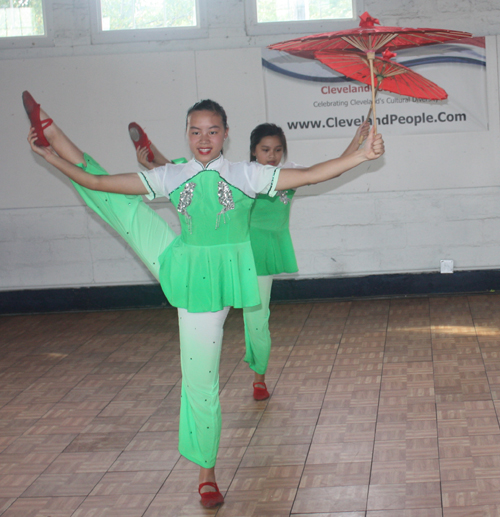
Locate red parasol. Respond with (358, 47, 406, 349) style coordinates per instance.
(314, 49, 448, 133)
(269, 12, 471, 131)
(315, 49, 448, 100)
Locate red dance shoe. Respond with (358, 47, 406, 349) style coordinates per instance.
(22, 91, 53, 147)
(253, 381, 270, 401)
(128, 122, 155, 162)
(199, 482, 224, 508)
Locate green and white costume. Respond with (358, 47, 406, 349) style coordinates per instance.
(243, 162, 300, 375)
(72, 153, 280, 468)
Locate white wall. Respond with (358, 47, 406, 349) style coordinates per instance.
(2, 1, 500, 290)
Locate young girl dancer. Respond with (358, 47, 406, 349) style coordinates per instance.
(24, 91, 384, 507)
(243, 122, 369, 400)
(131, 121, 369, 401)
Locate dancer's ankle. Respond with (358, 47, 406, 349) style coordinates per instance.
(199, 466, 216, 489)
(254, 372, 266, 385)
(38, 108, 56, 141)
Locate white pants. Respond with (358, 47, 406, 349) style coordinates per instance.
(177, 307, 230, 468)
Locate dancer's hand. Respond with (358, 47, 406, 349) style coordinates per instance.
(136, 146, 155, 170)
(28, 127, 57, 160)
(341, 120, 371, 157)
(355, 121, 370, 143)
(362, 127, 385, 161)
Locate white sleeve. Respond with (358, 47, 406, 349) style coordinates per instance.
(222, 161, 281, 198)
(241, 162, 281, 197)
(253, 164, 281, 197)
(137, 165, 171, 201)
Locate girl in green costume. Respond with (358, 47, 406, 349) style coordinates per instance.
(244, 122, 370, 400)
(25, 92, 384, 508)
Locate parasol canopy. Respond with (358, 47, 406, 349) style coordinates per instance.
(314, 49, 448, 101)
(268, 12, 473, 57)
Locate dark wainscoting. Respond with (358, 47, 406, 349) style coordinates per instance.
(2, 269, 500, 315)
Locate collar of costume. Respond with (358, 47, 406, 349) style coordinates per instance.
(193, 153, 224, 171)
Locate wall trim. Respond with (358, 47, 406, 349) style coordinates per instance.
(2, 269, 500, 315)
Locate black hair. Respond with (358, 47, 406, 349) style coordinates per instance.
(186, 99, 228, 130)
(249, 123, 287, 162)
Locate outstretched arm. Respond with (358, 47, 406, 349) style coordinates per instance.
(276, 127, 384, 191)
(28, 128, 148, 195)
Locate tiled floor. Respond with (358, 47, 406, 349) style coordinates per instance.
(1, 294, 500, 516)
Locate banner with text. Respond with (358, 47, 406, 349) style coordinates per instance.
(263, 38, 487, 139)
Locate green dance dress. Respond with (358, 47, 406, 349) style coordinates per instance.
(249, 188, 298, 276)
(71, 152, 281, 468)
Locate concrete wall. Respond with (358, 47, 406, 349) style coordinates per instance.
(2, 1, 500, 291)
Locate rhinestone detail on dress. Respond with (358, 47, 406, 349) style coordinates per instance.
(216, 181, 235, 228)
(177, 182, 196, 233)
(278, 190, 290, 204)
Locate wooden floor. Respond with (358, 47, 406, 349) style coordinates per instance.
(1, 294, 500, 516)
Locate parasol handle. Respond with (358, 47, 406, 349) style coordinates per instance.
(367, 51, 377, 134)
(358, 105, 373, 145)
(358, 84, 379, 145)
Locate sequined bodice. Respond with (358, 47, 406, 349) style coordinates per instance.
(169, 169, 254, 246)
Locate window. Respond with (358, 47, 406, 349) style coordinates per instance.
(0, 0, 52, 47)
(90, 0, 207, 44)
(100, 0, 197, 31)
(0, 0, 43, 37)
(257, 0, 353, 23)
(246, 0, 361, 36)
